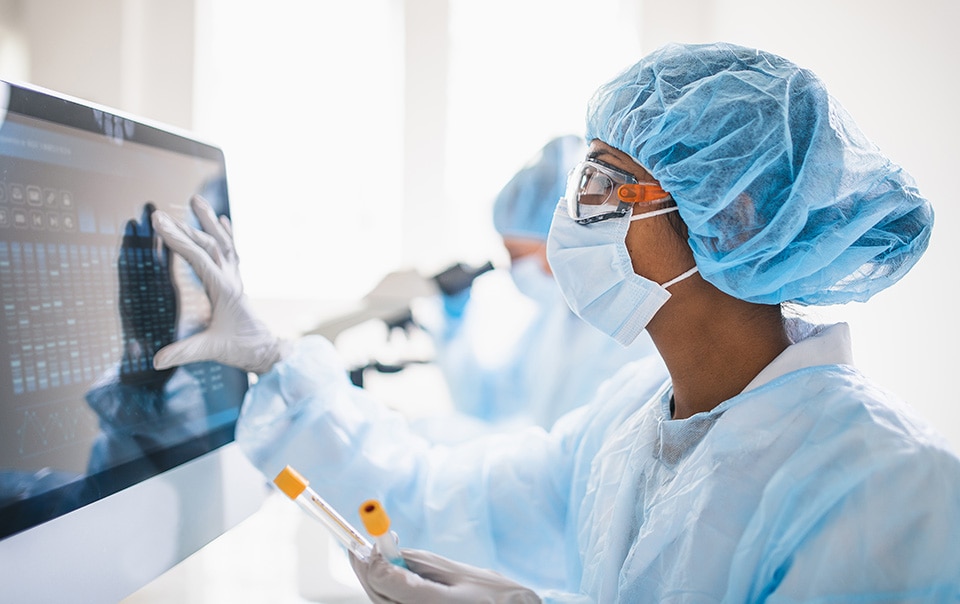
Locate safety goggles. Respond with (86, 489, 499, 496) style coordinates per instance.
(564, 158, 671, 224)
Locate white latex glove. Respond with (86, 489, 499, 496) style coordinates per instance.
(151, 195, 287, 375)
(349, 547, 541, 604)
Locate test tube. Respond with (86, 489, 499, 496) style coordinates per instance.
(359, 499, 408, 568)
(273, 465, 372, 560)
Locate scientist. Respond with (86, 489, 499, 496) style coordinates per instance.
(416, 134, 658, 436)
(151, 42, 960, 602)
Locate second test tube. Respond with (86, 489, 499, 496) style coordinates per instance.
(359, 499, 408, 568)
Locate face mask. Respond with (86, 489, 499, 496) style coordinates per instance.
(510, 254, 558, 306)
(546, 200, 698, 346)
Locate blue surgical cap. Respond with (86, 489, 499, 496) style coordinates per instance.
(493, 135, 586, 240)
(585, 42, 933, 305)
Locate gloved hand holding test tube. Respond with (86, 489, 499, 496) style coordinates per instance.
(273, 466, 372, 560)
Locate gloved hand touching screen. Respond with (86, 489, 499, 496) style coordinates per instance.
(151, 195, 287, 375)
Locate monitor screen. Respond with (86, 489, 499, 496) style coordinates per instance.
(0, 80, 267, 601)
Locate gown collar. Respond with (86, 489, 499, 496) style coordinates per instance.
(655, 322, 854, 463)
(741, 321, 853, 395)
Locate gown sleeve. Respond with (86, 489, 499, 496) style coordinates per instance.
(236, 335, 586, 589)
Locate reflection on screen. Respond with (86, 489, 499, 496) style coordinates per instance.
(0, 82, 249, 540)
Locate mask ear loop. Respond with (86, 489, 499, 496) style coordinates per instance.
(661, 266, 699, 289)
(629, 205, 679, 221)
(619, 183, 696, 287)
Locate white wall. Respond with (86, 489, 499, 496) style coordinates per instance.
(192, 0, 642, 301)
(191, 0, 406, 302)
(440, 0, 642, 268)
(8, 0, 195, 130)
(0, 1, 28, 80)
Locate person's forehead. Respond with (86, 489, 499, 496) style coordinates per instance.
(586, 140, 655, 181)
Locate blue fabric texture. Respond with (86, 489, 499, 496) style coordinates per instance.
(236, 333, 960, 602)
(493, 135, 586, 240)
(424, 269, 658, 432)
(585, 42, 933, 305)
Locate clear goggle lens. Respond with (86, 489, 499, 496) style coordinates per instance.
(564, 159, 670, 224)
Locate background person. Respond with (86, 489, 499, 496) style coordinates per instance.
(412, 134, 658, 439)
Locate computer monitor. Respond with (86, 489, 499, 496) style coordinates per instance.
(0, 80, 268, 602)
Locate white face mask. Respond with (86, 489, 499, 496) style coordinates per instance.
(546, 200, 698, 346)
(510, 255, 558, 306)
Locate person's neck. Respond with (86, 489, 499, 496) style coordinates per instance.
(646, 280, 790, 420)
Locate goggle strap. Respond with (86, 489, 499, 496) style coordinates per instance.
(617, 183, 669, 203)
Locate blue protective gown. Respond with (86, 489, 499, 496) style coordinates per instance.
(416, 268, 658, 433)
(236, 323, 960, 602)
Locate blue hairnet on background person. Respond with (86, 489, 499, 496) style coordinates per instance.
(151, 41, 960, 603)
(416, 135, 658, 438)
(492, 135, 582, 240)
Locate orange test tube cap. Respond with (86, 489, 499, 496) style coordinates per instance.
(274, 465, 308, 500)
(359, 499, 391, 537)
